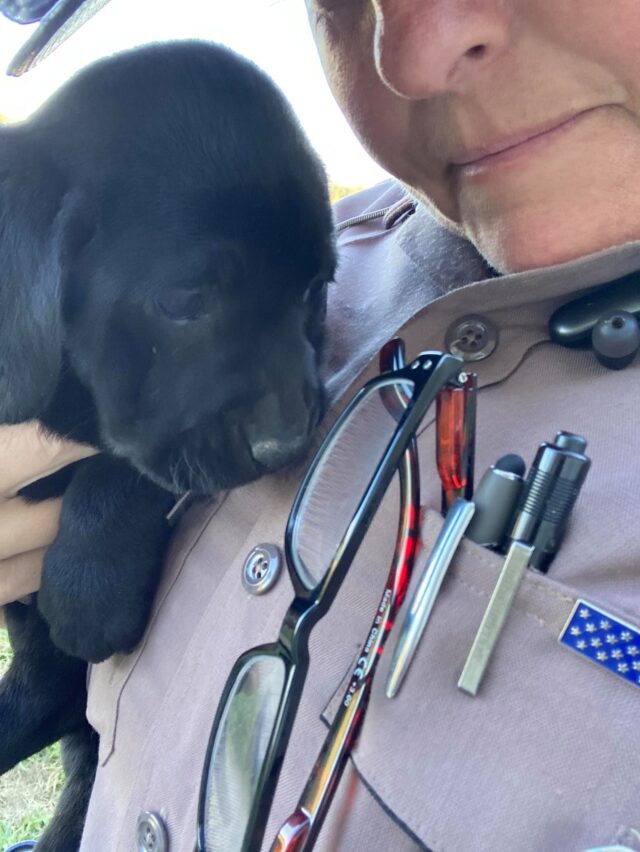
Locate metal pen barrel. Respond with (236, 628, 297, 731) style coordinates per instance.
(385, 498, 475, 698)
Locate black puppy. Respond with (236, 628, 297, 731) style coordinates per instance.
(0, 41, 335, 850)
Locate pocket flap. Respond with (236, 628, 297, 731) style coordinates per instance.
(322, 511, 640, 852)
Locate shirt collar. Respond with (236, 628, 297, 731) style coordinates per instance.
(327, 188, 640, 403)
(399, 197, 640, 310)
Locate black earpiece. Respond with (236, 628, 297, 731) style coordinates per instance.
(591, 311, 640, 370)
(549, 272, 640, 370)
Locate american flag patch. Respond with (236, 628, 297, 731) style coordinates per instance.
(559, 599, 640, 688)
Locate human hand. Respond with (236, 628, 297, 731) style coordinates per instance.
(0, 422, 98, 617)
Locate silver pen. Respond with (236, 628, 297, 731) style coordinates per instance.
(385, 498, 475, 699)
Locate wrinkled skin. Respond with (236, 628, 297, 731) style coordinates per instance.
(305, 0, 640, 273)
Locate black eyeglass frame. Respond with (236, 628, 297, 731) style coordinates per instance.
(196, 348, 465, 852)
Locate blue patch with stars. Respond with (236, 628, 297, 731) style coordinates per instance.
(559, 599, 640, 688)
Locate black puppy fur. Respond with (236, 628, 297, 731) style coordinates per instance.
(0, 41, 335, 850)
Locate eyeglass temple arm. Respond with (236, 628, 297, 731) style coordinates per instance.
(269, 342, 421, 852)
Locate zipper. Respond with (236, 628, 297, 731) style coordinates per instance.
(335, 207, 392, 233)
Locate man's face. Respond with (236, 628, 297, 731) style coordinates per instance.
(306, 0, 640, 273)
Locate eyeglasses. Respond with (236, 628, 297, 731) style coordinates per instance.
(196, 341, 466, 852)
(269, 339, 419, 852)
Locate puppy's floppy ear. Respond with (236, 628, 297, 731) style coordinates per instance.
(0, 138, 83, 423)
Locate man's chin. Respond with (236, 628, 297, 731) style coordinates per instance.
(465, 209, 639, 275)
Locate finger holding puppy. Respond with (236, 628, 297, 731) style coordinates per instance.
(0, 495, 63, 563)
(0, 422, 98, 499)
(0, 422, 97, 611)
(0, 547, 47, 624)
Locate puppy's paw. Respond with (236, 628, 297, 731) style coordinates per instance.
(38, 539, 158, 663)
(36, 455, 172, 662)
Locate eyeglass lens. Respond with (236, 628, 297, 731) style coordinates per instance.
(289, 377, 415, 590)
(202, 654, 287, 852)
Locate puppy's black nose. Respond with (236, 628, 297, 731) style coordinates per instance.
(248, 434, 310, 470)
(240, 389, 315, 471)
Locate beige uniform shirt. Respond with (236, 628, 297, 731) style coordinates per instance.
(81, 181, 640, 852)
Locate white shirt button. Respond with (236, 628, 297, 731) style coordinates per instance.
(242, 543, 282, 594)
(136, 811, 168, 852)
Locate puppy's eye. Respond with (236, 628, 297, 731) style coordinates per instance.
(155, 288, 206, 321)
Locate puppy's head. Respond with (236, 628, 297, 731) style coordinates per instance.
(0, 42, 336, 493)
(64, 198, 333, 495)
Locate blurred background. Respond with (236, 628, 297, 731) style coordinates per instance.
(0, 0, 389, 191)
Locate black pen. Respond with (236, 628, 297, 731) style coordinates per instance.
(458, 432, 591, 695)
(465, 453, 526, 551)
(510, 431, 591, 573)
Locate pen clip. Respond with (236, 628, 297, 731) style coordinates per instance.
(436, 373, 477, 513)
(457, 540, 534, 696)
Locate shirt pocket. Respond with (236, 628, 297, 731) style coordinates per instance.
(321, 510, 640, 852)
(86, 497, 220, 765)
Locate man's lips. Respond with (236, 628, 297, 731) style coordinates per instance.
(451, 108, 598, 168)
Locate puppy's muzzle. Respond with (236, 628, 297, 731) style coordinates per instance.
(241, 386, 320, 471)
(248, 434, 310, 471)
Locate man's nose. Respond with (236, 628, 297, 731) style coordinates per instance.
(373, 0, 511, 98)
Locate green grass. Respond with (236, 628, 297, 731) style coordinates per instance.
(0, 628, 65, 848)
(0, 628, 11, 671)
